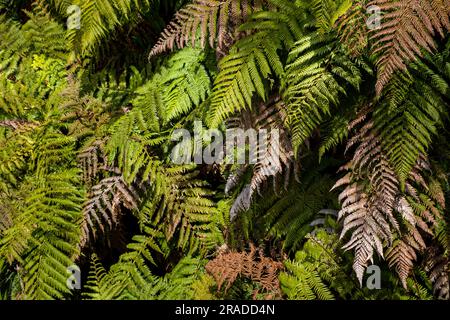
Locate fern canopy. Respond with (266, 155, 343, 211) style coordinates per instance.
(0, 0, 449, 301)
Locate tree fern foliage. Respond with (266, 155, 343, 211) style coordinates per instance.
(0, 0, 449, 301)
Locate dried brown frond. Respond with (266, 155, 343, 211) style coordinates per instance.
(385, 156, 445, 287)
(369, 0, 450, 95)
(333, 118, 398, 283)
(80, 175, 139, 248)
(77, 139, 106, 186)
(334, 108, 444, 286)
(386, 232, 422, 287)
(0, 120, 39, 133)
(423, 246, 449, 300)
(225, 97, 299, 219)
(205, 243, 284, 299)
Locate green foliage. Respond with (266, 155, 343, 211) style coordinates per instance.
(374, 41, 450, 185)
(208, 0, 303, 127)
(280, 237, 336, 299)
(22, 171, 83, 299)
(283, 33, 368, 152)
(1, 0, 449, 301)
(67, 0, 154, 56)
(85, 252, 206, 300)
(160, 49, 212, 123)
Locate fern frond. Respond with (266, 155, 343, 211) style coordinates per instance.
(369, 0, 450, 94)
(207, 1, 303, 127)
(67, 0, 154, 57)
(423, 246, 449, 299)
(0, 170, 85, 299)
(334, 110, 446, 286)
(149, 0, 267, 58)
(318, 110, 354, 161)
(283, 33, 366, 152)
(279, 230, 352, 300)
(81, 175, 139, 248)
(265, 172, 336, 252)
(205, 244, 284, 298)
(158, 49, 212, 123)
(333, 119, 400, 284)
(305, 0, 353, 32)
(225, 98, 298, 220)
(374, 44, 449, 185)
(207, 33, 283, 127)
(335, 0, 368, 56)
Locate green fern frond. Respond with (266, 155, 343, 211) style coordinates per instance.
(279, 230, 345, 300)
(0, 170, 85, 300)
(299, 0, 352, 32)
(283, 33, 366, 152)
(207, 2, 303, 127)
(374, 45, 449, 185)
(67, 0, 154, 57)
(208, 33, 283, 127)
(158, 49, 212, 123)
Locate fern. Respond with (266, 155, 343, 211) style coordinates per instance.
(149, 0, 267, 58)
(299, 0, 352, 33)
(336, 1, 369, 56)
(207, 32, 283, 127)
(205, 244, 284, 299)
(156, 165, 218, 251)
(374, 41, 450, 185)
(283, 33, 367, 152)
(207, 1, 303, 127)
(85, 250, 206, 300)
(265, 169, 337, 252)
(318, 111, 352, 161)
(0, 11, 66, 78)
(156, 257, 207, 300)
(225, 97, 298, 219)
(279, 230, 344, 300)
(334, 112, 444, 287)
(67, 0, 155, 57)
(81, 175, 139, 248)
(423, 246, 449, 299)
(1, 170, 84, 299)
(1, 0, 449, 302)
(158, 49, 212, 123)
(0, 127, 33, 190)
(369, 0, 450, 95)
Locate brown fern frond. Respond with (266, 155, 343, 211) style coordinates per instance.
(335, 109, 445, 286)
(334, 108, 416, 285)
(77, 140, 106, 186)
(205, 244, 284, 298)
(0, 120, 39, 132)
(81, 175, 139, 248)
(423, 246, 449, 300)
(336, 1, 369, 56)
(226, 97, 298, 219)
(386, 157, 445, 287)
(149, 0, 266, 58)
(386, 233, 421, 287)
(225, 164, 249, 195)
(369, 0, 450, 95)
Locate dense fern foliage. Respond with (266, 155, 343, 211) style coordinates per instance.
(0, 0, 449, 300)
